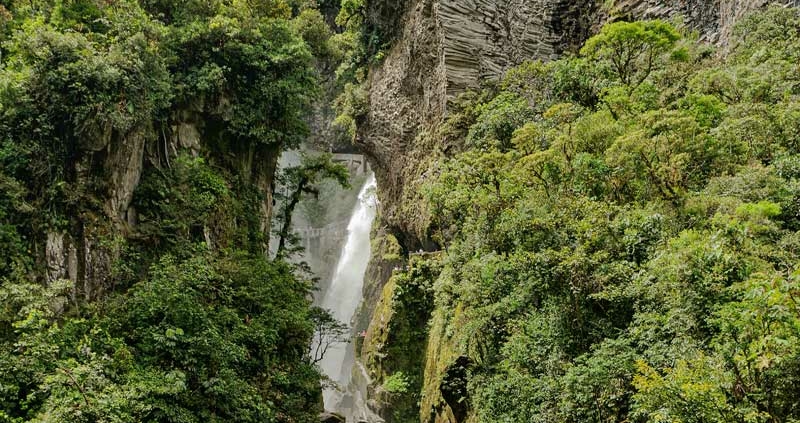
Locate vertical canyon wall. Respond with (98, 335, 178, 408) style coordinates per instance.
(355, 1, 800, 422)
(359, 0, 800, 249)
(43, 112, 279, 302)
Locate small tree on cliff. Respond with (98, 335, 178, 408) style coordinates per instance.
(309, 306, 349, 364)
(581, 20, 681, 91)
(273, 153, 350, 258)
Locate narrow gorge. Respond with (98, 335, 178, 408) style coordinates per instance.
(316, 174, 378, 421)
(2, 0, 800, 422)
(334, 0, 800, 422)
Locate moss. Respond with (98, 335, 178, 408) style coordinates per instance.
(420, 302, 468, 423)
(380, 233, 403, 261)
(360, 254, 441, 422)
(420, 265, 494, 423)
(362, 275, 397, 372)
(352, 224, 406, 338)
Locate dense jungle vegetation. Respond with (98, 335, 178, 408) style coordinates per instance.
(3, 0, 800, 420)
(0, 0, 359, 421)
(371, 7, 800, 423)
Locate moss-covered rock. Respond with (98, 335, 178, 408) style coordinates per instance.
(360, 254, 441, 423)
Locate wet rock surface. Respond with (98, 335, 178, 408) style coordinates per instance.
(319, 412, 346, 423)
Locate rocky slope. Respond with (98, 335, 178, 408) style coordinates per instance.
(43, 113, 279, 302)
(358, 0, 800, 249)
(355, 1, 800, 422)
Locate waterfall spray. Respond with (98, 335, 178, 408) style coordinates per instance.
(317, 173, 381, 421)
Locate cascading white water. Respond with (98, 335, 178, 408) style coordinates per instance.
(317, 173, 380, 421)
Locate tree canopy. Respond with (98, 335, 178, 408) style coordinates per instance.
(378, 8, 800, 423)
(0, 0, 346, 421)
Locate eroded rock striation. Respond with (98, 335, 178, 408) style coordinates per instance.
(359, 0, 800, 249)
(42, 112, 280, 301)
(356, 1, 800, 422)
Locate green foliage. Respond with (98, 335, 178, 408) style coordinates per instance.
(383, 372, 411, 394)
(0, 0, 335, 419)
(581, 20, 681, 89)
(170, 14, 315, 149)
(329, 0, 396, 141)
(293, 8, 337, 61)
(363, 256, 441, 423)
(633, 354, 736, 423)
(273, 153, 350, 258)
(116, 252, 318, 422)
(135, 155, 234, 250)
(467, 92, 534, 151)
(731, 6, 800, 63)
(415, 10, 800, 423)
(333, 82, 369, 138)
(309, 306, 348, 366)
(0, 252, 321, 422)
(0, 6, 171, 232)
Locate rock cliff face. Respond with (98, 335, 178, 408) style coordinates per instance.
(358, 0, 610, 251)
(614, 0, 800, 44)
(43, 124, 152, 300)
(356, 1, 800, 422)
(43, 114, 279, 301)
(359, 0, 800, 249)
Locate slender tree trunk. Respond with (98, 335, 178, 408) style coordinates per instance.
(276, 177, 308, 258)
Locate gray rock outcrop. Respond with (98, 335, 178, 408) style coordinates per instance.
(42, 112, 280, 301)
(358, 0, 800, 248)
(320, 412, 347, 423)
(355, 0, 800, 421)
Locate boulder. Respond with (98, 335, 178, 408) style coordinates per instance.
(319, 412, 346, 423)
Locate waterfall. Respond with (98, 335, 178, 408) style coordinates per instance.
(317, 173, 382, 422)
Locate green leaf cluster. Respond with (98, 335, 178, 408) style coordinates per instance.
(416, 8, 800, 422)
(0, 0, 338, 420)
(0, 252, 320, 422)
